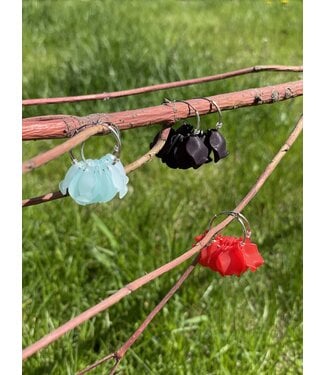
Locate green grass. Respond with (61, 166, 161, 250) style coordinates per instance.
(22, 0, 302, 374)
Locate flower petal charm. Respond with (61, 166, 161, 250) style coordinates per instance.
(150, 123, 228, 170)
(59, 153, 128, 205)
(195, 233, 264, 277)
(100, 154, 129, 198)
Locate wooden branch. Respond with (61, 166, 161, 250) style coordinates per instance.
(22, 127, 171, 206)
(22, 124, 107, 173)
(22, 80, 302, 140)
(22, 191, 66, 207)
(22, 115, 302, 361)
(22, 65, 302, 107)
(78, 257, 199, 375)
(77, 353, 117, 375)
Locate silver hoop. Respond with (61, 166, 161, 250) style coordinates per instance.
(199, 97, 223, 129)
(163, 98, 201, 130)
(208, 211, 251, 245)
(69, 123, 121, 164)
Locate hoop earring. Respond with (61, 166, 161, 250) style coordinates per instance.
(151, 99, 211, 169)
(194, 211, 264, 276)
(198, 97, 223, 129)
(208, 211, 252, 244)
(59, 123, 129, 205)
(151, 97, 229, 169)
(198, 97, 229, 162)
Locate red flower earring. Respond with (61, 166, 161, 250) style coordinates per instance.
(195, 211, 264, 277)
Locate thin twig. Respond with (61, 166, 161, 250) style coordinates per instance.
(22, 191, 66, 207)
(22, 115, 302, 361)
(22, 127, 171, 207)
(22, 124, 106, 173)
(22, 65, 302, 107)
(77, 257, 199, 375)
(22, 122, 171, 174)
(77, 353, 117, 375)
(22, 80, 302, 140)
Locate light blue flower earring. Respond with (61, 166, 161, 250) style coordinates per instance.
(59, 123, 129, 205)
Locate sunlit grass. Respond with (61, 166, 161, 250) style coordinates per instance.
(23, 0, 302, 374)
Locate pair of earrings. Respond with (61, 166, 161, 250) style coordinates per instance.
(150, 98, 228, 169)
(59, 123, 129, 205)
(195, 211, 264, 277)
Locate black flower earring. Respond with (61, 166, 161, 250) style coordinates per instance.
(150, 98, 228, 170)
(199, 97, 229, 162)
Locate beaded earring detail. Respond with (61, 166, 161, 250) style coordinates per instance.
(59, 123, 129, 205)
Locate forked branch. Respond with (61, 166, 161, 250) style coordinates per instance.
(22, 116, 303, 362)
(78, 257, 199, 375)
(22, 126, 171, 206)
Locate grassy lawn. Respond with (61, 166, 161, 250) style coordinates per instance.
(22, 0, 302, 374)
